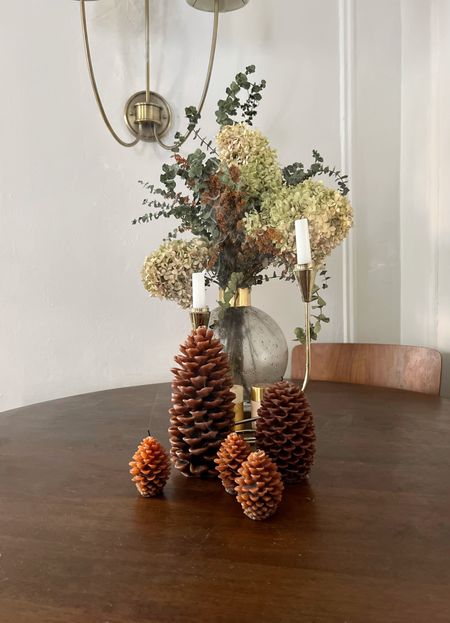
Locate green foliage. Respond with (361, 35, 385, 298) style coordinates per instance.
(133, 153, 220, 241)
(215, 65, 267, 127)
(157, 151, 221, 240)
(283, 150, 350, 196)
(214, 272, 245, 323)
(192, 128, 218, 155)
(294, 269, 331, 344)
(217, 272, 245, 308)
(185, 105, 201, 131)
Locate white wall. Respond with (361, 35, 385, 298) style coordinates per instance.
(400, 0, 450, 395)
(352, 0, 402, 344)
(350, 0, 450, 396)
(0, 0, 345, 411)
(435, 2, 450, 397)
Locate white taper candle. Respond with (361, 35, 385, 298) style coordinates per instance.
(295, 219, 312, 265)
(192, 272, 206, 309)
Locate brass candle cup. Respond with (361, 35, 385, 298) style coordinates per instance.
(190, 307, 211, 330)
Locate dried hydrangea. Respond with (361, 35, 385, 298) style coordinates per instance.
(141, 239, 210, 309)
(245, 179, 353, 265)
(216, 123, 283, 197)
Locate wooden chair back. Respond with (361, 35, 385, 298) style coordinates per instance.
(291, 343, 442, 395)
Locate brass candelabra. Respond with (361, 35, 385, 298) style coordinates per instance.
(293, 262, 318, 392)
(231, 263, 318, 443)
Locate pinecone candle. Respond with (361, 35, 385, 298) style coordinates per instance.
(236, 450, 284, 521)
(169, 326, 235, 478)
(129, 436, 171, 497)
(215, 433, 252, 495)
(256, 381, 316, 484)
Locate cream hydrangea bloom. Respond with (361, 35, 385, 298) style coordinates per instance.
(216, 123, 283, 197)
(245, 179, 353, 265)
(141, 239, 210, 309)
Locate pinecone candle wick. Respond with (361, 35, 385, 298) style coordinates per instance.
(129, 436, 171, 498)
(215, 433, 252, 495)
(169, 326, 235, 478)
(236, 450, 284, 521)
(256, 381, 316, 484)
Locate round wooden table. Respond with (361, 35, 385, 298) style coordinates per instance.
(1, 382, 449, 623)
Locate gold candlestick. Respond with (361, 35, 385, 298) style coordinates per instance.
(294, 263, 318, 392)
(190, 307, 211, 331)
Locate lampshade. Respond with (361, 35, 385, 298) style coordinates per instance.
(186, 0, 250, 12)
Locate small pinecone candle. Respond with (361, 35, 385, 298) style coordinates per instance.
(256, 381, 316, 484)
(215, 433, 252, 495)
(169, 326, 235, 478)
(129, 436, 171, 497)
(236, 450, 284, 521)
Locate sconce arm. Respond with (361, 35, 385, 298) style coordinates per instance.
(80, 0, 140, 148)
(153, 0, 220, 151)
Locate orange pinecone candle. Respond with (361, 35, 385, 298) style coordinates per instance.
(169, 326, 235, 478)
(256, 381, 316, 484)
(129, 436, 171, 497)
(236, 450, 284, 521)
(215, 433, 252, 495)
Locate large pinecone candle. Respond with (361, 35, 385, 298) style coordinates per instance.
(256, 381, 316, 484)
(236, 450, 284, 521)
(169, 326, 235, 478)
(215, 433, 252, 495)
(129, 436, 171, 497)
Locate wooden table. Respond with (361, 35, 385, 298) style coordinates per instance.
(1, 382, 449, 623)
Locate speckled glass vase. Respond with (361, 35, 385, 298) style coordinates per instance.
(210, 289, 288, 401)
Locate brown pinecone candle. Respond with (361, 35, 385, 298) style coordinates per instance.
(169, 326, 235, 478)
(256, 381, 316, 484)
(236, 450, 284, 521)
(129, 436, 171, 498)
(215, 432, 252, 495)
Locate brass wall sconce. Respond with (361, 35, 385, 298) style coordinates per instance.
(74, 0, 250, 148)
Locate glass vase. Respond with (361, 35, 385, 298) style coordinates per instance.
(210, 289, 288, 400)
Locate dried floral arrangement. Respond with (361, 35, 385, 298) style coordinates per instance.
(135, 66, 353, 342)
